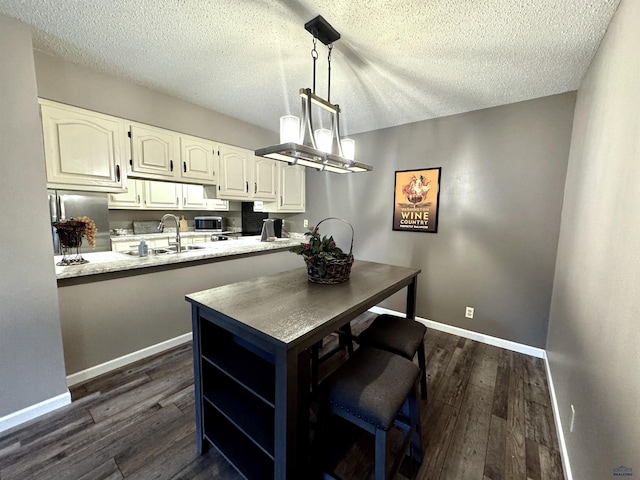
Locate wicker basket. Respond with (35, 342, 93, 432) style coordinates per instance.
(306, 218, 354, 285)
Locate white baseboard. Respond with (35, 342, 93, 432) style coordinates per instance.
(368, 306, 571, 479)
(66, 332, 193, 387)
(369, 306, 546, 358)
(543, 352, 573, 480)
(0, 391, 71, 434)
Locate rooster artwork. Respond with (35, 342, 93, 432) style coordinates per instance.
(393, 168, 441, 233)
(402, 175, 431, 205)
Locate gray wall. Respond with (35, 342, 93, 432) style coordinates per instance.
(59, 252, 300, 375)
(547, 0, 640, 477)
(298, 93, 576, 348)
(0, 16, 68, 417)
(34, 51, 277, 149)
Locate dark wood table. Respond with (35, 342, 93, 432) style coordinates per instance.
(185, 260, 420, 479)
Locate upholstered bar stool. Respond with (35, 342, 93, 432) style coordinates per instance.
(356, 314, 428, 400)
(315, 347, 423, 480)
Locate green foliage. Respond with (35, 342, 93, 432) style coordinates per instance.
(289, 228, 346, 276)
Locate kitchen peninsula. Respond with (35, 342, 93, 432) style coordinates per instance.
(55, 236, 299, 280)
(56, 236, 302, 384)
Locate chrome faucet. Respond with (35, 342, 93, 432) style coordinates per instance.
(158, 214, 182, 253)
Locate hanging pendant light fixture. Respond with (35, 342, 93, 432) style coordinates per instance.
(255, 15, 372, 173)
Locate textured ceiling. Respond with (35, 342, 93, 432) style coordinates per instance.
(0, 0, 621, 135)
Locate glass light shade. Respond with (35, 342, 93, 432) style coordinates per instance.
(280, 115, 300, 144)
(314, 128, 332, 153)
(341, 138, 355, 160)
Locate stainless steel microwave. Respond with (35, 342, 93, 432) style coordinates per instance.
(194, 216, 223, 231)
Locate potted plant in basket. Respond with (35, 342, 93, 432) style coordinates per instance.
(290, 218, 354, 284)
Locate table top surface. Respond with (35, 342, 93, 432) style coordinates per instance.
(185, 260, 420, 349)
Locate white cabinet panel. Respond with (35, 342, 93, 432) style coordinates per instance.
(182, 184, 207, 209)
(217, 144, 251, 199)
(144, 181, 181, 209)
(108, 179, 144, 209)
(253, 157, 277, 201)
(130, 123, 179, 179)
(40, 99, 125, 192)
(263, 164, 305, 213)
(180, 135, 216, 183)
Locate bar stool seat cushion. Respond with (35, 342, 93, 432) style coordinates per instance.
(357, 314, 427, 360)
(321, 347, 420, 431)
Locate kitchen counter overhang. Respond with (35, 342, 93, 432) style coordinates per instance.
(55, 236, 300, 283)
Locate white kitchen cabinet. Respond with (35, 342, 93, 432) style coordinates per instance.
(252, 156, 278, 201)
(129, 123, 179, 180)
(216, 146, 278, 202)
(204, 199, 230, 211)
(262, 164, 306, 213)
(108, 179, 144, 209)
(180, 135, 217, 183)
(109, 180, 229, 211)
(182, 183, 207, 209)
(40, 99, 126, 192)
(216, 143, 252, 199)
(144, 181, 182, 209)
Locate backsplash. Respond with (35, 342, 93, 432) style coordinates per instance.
(108, 208, 242, 234)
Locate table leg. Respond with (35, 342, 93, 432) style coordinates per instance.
(274, 347, 310, 478)
(406, 275, 418, 320)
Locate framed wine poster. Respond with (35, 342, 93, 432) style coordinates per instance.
(393, 167, 441, 233)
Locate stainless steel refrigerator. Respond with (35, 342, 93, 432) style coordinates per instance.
(48, 190, 111, 253)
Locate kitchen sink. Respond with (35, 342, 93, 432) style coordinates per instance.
(122, 245, 207, 256)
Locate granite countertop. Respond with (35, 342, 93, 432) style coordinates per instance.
(55, 236, 303, 280)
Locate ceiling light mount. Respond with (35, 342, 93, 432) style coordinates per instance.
(255, 15, 372, 173)
(304, 15, 340, 45)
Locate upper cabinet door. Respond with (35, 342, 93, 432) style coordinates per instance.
(130, 123, 179, 180)
(252, 157, 277, 201)
(144, 180, 181, 209)
(108, 178, 144, 209)
(279, 164, 306, 212)
(40, 99, 126, 192)
(180, 135, 216, 184)
(217, 144, 251, 199)
(182, 183, 207, 209)
(262, 164, 306, 213)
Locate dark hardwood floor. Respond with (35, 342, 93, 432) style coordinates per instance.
(0, 312, 563, 479)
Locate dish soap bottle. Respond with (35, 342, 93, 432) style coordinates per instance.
(138, 238, 148, 257)
(179, 215, 188, 232)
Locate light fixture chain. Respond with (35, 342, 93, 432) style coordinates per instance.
(327, 43, 333, 103)
(311, 34, 318, 94)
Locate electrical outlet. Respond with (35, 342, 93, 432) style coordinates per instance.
(465, 307, 474, 319)
(570, 405, 576, 432)
(303, 219, 309, 228)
